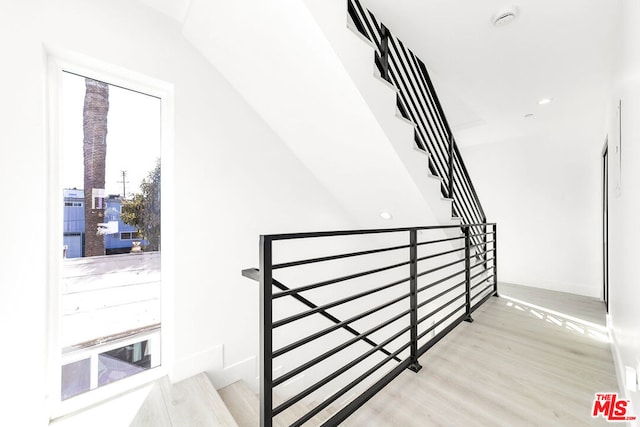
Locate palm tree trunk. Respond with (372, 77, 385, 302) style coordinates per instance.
(83, 78, 109, 257)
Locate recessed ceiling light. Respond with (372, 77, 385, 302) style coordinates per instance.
(380, 212, 392, 220)
(538, 98, 552, 105)
(493, 7, 518, 26)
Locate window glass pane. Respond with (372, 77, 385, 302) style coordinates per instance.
(59, 71, 161, 400)
(98, 340, 153, 387)
(61, 358, 91, 400)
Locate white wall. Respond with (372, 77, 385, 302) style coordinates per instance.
(460, 109, 606, 298)
(179, 0, 448, 230)
(0, 0, 358, 424)
(607, 0, 640, 420)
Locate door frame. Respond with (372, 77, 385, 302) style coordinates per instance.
(602, 139, 609, 312)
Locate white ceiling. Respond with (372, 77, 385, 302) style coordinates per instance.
(136, 0, 192, 23)
(361, 0, 621, 147)
(139, 0, 621, 148)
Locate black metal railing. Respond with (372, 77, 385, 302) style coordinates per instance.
(244, 223, 497, 426)
(347, 0, 488, 251)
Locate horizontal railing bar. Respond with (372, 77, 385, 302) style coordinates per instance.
(272, 260, 410, 299)
(416, 235, 465, 246)
(470, 248, 493, 259)
(417, 257, 466, 278)
(244, 270, 401, 363)
(292, 341, 411, 427)
(273, 291, 410, 358)
(469, 241, 489, 249)
(273, 324, 412, 415)
(417, 302, 467, 342)
(263, 223, 495, 241)
(471, 276, 495, 295)
(469, 242, 495, 253)
(471, 284, 496, 312)
(469, 231, 495, 239)
(471, 257, 495, 271)
(417, 279, 465, 309)
(324, 348, 412, 426)
(273, 310, 411, 388)
(469, 266, 493, 284)
(273, 276, 409, 328)
(416, 292, 465, 326)
(272, 243, 410, 270)
(416, 268, 465, 294)
(417, 312, 467, 357)
(416, 246, 465, 263)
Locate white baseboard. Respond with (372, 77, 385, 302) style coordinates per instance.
(171, 345, 223, 383)
(607, 315, 639, 427)
(209, 355, 257, 391)
(171, 344, 260, 393)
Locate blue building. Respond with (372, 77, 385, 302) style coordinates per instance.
(63, 189, 85, 258)
(63, 189, 142, 258)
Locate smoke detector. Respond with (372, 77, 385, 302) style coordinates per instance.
(493, 7, 518, 26)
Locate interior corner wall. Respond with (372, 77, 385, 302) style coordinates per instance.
(459, 132, 603, 298)
(0, 1, 356, 425)
(607, 0, 640, 420)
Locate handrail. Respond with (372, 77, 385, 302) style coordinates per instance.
(246, 223, 498, 426)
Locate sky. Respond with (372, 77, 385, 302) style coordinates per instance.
(61, 71, 161, 197)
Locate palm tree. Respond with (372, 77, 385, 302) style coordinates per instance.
(82, 78, 109, 257)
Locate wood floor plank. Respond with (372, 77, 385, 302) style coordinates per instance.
(341, 283, 618, 426)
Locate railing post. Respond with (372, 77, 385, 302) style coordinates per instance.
(259, 236, 273, 427)
(483, 219, 488, 270)
(408, 229, 422, 372)
(448, 136, 455, 203)
(493, 224, 499, 297)
(380, 24, 390, 82)
(463, 226, 474, 323)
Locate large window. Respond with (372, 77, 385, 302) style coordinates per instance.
(55, 68, 165, 408)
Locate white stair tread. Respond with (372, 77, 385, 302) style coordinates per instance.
(395, 112, 417, 127)
(218, 381, 259, 427)
(219, 380, 337, 427)
(131, 373, 238, 427)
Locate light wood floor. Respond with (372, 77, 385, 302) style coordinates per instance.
(341, 283, 618, 427)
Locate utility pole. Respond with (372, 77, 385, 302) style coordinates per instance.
(118, 170, 129, 198)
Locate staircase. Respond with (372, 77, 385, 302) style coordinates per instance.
(182, 0, 463, 229)
(219, 380, 335, 427)
(173, 1, 494, 426)
(231, 1, 497, 425)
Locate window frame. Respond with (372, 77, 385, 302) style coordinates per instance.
(45, 48, 175, 420)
